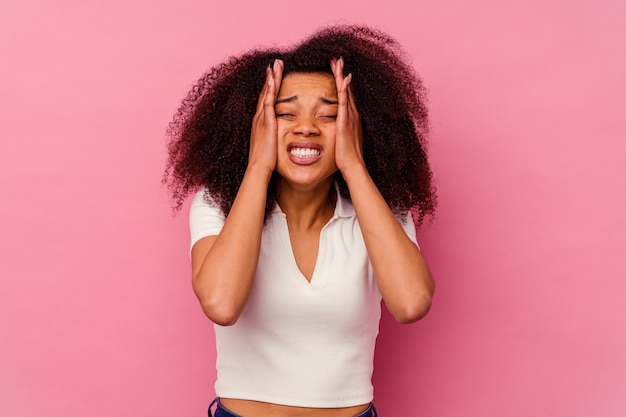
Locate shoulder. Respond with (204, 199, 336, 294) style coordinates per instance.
(396, 210, 419, 247)
(189, 187, 226, 249)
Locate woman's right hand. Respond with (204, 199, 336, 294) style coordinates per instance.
(248, 59, 284, 173)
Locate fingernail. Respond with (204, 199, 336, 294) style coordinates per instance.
(273, 59, 278, 72)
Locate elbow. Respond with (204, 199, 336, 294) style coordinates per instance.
(199, 299, 240, 326)
(194, 287, 241, 326)
(193, 275, 242, 326)
(392, 282, 434, 324)
(391, 260, 435, 324)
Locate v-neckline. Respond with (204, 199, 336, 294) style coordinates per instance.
(274, 187, 339, 286)
(278, 211, 337, 286)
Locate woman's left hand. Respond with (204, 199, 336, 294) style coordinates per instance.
(331, 57, 365, 173)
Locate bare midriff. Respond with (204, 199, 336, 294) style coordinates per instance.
(220, 398, 370, 417)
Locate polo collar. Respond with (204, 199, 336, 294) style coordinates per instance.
(332, 181, 356, 218)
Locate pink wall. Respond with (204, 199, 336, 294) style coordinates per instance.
(1, 0, 624, 416)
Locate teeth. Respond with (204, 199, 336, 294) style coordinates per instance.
(290, 147, 320, 158)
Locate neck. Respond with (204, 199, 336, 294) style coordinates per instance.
(277, 179, 336, 230)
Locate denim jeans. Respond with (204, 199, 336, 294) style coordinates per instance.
(208, 398, 378, 417)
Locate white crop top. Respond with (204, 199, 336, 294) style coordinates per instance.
(189, 185, 419, 408)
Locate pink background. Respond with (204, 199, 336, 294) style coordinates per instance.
(1, 0, 625, 416)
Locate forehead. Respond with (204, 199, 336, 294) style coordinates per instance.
(278, 72, 337, 98)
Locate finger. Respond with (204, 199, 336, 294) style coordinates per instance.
(331, 57, 345, 95)
(333, 58, 351, 113)
(330, 58, 341, 84)
(263, 64, 277, 111)
(255, 65, 272, 114)
(345, 73, 359, 116)
(270, 59, 284, 102)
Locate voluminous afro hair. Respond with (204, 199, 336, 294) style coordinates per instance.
(164, 25, 436, 224)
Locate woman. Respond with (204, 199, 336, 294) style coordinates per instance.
(164, 25, 436, 417)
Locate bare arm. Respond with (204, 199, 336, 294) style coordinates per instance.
(191, 60, 284, 326)
(339, 165, 434, 323)
(331, 58, 434, 323)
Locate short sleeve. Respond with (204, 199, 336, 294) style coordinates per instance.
(397, 211, 421, 250)
(189, 188, 226, 252)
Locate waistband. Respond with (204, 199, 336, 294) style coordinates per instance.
(208, 398, 378, 417)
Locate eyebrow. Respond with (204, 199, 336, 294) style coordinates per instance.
(275, 95, 339, 105)
(275, 96, 297, 104)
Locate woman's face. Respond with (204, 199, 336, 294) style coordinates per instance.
(274, 72, 339, 192)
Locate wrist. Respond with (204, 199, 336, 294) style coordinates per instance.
(244, 163, 274, 182)
(338, 161, 369, 183)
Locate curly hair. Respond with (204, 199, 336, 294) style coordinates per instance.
(164, 25, 436, 224)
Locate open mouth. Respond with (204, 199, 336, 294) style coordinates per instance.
(289, 147, 321, 158)
(287, 143, 323, 165)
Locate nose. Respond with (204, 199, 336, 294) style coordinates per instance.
(293, 115, 321, 137)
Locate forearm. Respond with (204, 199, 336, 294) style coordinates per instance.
(192, 164, 272, 325)
(342, 164, 434, 323)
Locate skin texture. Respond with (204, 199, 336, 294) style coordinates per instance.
(190, 60, 434, 417)
(275, 72, 339, 195)
(275, 72, 339, 280)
